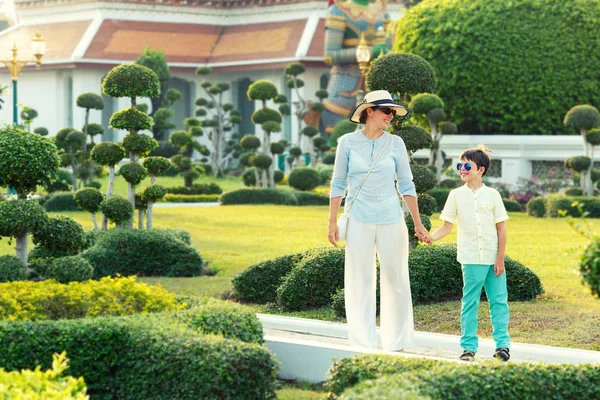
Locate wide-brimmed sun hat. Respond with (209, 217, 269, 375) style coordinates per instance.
(349, 90, 408, 123)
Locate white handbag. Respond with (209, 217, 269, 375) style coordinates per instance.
(337, 135, 391, 241)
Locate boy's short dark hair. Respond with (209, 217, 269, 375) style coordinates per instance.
(460, 145, 492, 176)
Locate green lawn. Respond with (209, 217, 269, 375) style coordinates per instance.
(2, 207, 599, 351)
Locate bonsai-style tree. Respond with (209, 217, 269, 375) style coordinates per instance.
(90, 142, 126, 229)
(100, 196, 134, 229)
(76, 93, 104, 144)
(32, 216, 85, 257)
(0, 126, 59, 265)
(171, 154, 204, 188)
(65, 130, 87, 189)
(240, 134, 262, 186)
(312, 136, 330, 165)
(134, 193, 147, 229)
(74, 187, 105, 231)
(33, 127, 48, 136)
(564, 105, 600, 196)
(142, 156, 170, 229)
(195, 66, 242, 178)
(251, 154, 273, 188)
(301, 126, 320, 167)
(102, 63, 160, 210)
(247, 80, 281, 188)
(135, 46, 182, 140)
(20, 107, 38, 132)
(409, 93, 447, 178)
(118, 162, 149, 219)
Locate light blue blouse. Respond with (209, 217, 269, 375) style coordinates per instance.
(330, 130, 417, 224)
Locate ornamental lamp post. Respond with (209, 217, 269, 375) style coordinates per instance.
(0, 30, 46, 124)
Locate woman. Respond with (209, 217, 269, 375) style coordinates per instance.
(328, 90, 430, 351)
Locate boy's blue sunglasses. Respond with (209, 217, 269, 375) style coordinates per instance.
(456, 162, 472, 171)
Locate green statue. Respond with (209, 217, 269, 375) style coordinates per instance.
(322, 0, 391, 134)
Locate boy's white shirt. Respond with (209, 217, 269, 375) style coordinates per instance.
(440, 184, 509, 265)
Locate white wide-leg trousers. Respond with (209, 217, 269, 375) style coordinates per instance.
(344, 215, 415, 351)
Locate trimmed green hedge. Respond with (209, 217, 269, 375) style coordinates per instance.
(163, 193, 219, 203)
(165, 183, 223, 195)
(233, 253, 303, 303)
(526, 196, 546, 217)
(81, 229, 203, 278)
(43, 192, 80, 212)
(0, 309, 277, 399)
(503, 198, 522, 212)
(394, 0, 600, 135)
(237, 245, 543, 312)
(219, 188, 298, 205)
(295, 191, 330, 206)
(338, 357, 600, 400)
(543, 194, 600, 218)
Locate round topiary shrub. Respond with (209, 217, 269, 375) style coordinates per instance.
(411, 164, 437, 193)
(247, 80, 278, 101)
(102, 64, 160, 99)
(330, 120, 358, 146)
(565, 156, 592, 172)
(118, 162, 149, 185)
(367, 52, 435, 96)
(45, 256, 93, 283)
(503, 198, 523, 212)
(323, 153, 336, 165)
(100, 196, 134, 226)
(394, 0, 600, 134)
(564, 187, 583, 196)
(142, 184, 167, 202)
(143, 156, 171, 177)
(252, 108, 282, 124)
(318, 167, 334, 186)
(122, 133, 158, 157)
(252, 154, 272, 169)
(273, 170, 284, 184)
(417, 194, 437, 217)
(81, 229, 203, 278)
(439, 179, 459, 189)
(0, 255, 28, 282)
(0, 199, 48, 239)
(288, 167, 321, 191)
(85, 181, 102, 190)
(276, 247, 345, 311)
(580, 237, 600, 298)
(242, 168, 257, 186)
(91, 142, 126, 166)
(526, 196, 546, 217)
(395, 125, 433, 155)
(233, 253, 304, 304)
(42, 192, 80, 212)
(74, 187, 105, 214)
(32, 216, 85, 256)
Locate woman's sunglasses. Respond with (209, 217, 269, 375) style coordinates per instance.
(373, 106, 397, 116)
(456, 162, 472, 171)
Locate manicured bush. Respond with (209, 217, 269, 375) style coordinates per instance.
(233, 253, 304, 303)
(32, 216, 85, 256)
(439, 179, 459, 189)
(274, 169, 284, 183)
(0, 276, 182, 321)
(242, 167, 258, 186)
(84, 180, 102, 189)
(295, 191, 330, 206)
(0, 255, 28, 282)
(545, 194, 600, 218)
(165, 183, 223, 195)
(394, 0, 600, 135)
(81, 229, 203, 277)
(411, 164, 437, 193)
(408, 245, 543, 302)
(43, 192, 80, 212)
(426, 188, 451, 211)
(417, 193, 437, 216)
(0, 352, 88, 399)
(74, 187, 104, 213)
(564, 186, 584, 196)
(288, 167, 321, 191)
(319, 166, 334, 185)
(328, 354, 600, 400)
(45, 256, 93, 283)
(0, 314, 277, 399)
(100, 195, 134, 225)
(340, 360, 600, 400)
(503, 198, 522, 212)
(526, 196, 546, 218)
(163, 194, 220, 203)
(580, 237, 600, 298)
(276, 247, 345, 311)
(219, 188, 298, 205)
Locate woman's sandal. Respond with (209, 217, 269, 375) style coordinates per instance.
(494, 348, 510, 362)
(460, 350, 476, 361)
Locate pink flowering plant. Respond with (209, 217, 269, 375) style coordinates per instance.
(509, 167, 573, 207)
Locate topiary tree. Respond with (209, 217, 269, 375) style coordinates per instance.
(45, 256, 93, 283)
(248, 80, 281, 188)
(20, 107, 38, 132)
(74, 187, 105, 231)
(64, 130, 86, 190)
(240, 134, 262, 187)
(288, 146, 303, 170)
(90, 142, 126, 199)
(100, 196, 134, 229)
(135, 46, 182, 140)
(44, 169, 73, 193)
(288, 167, 321, 191)
(0, 255, 28, 282)
(142, 184, 167, 229)
(103, 63, 160, 214)
(118, 162, 149, 209)
(564, 156, 592, 192)
(395, 0, 600, 135)
(134, 192, 147, 230)
(0, 126, 59, 266)
(564, 105, 600, 196)
(33, 127, 48, 136)
(76, 92, 104, 145)
(170, 154, 204, 188)
(330, 120, 358, 148)
(195, 66, 242, 178)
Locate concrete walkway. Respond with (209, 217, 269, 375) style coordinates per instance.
(258, 314, 600, 382)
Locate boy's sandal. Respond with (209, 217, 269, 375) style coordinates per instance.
(459, 350, 475, 361)
(494, 348, 510, 362)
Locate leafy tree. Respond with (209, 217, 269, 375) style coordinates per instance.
(102, 63, 160, 216)
(195, 66, 242, 178)
(135, 46, 182, 140)
(74, 187, 105, 231)
(564, 105, 600, 195)
(91, 142, 126, 229)
(394, 0, 600, 135)
(0, 126, 60, 265)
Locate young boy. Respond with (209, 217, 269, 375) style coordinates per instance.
(430, 145, 510, 362)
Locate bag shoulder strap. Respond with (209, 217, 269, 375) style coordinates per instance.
(346, 133, 392, 213)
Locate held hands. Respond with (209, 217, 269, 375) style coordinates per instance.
(328, 221, 339, 248)
(414, 224, 433, 245)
